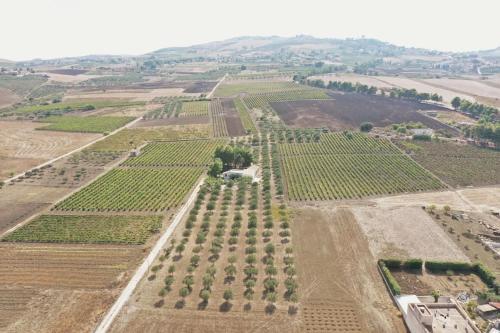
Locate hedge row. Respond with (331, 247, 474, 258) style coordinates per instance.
(382, 259, 498, 295)
(378, 260, 401, 295)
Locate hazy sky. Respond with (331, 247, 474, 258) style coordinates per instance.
(2, 0, 499, 61)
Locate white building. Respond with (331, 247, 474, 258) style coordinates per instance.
(222, 165, 259, 182)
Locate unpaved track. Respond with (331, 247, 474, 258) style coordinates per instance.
(94, 177, 205, 333)
(206, 74, 227, 98)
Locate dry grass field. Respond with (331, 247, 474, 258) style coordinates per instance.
(0, 120, 100, 179)
(64, 88, 198, 101)
(292, 207, 405, 332)
(0, 87, 21, 108)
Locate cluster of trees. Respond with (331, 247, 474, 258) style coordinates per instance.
(209, 145, 253, 176)
(327, 81, 378, 95)
(451, 97, 498, 119)
(389, 88, 442, 102)
(464, 122, 500, 144)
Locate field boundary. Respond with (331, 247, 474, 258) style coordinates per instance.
(206, 73, 227, 98)
(94, 176, 205, 333)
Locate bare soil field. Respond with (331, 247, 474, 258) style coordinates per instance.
(47, 69, 88, 76)
(0, 87, 21, 108)
(0, 185, 68, 234)
(41, 72, 103, 84)
(428, 110, 477, 125)
(221, 99, 245, 136)
(423, 78, 500, 100)
(64, 88, 198, 101)
(459, 187, 500, 212)
(0, 243, 144, 332)
(184, 81, 218, 93)
(292, 207, 405, 332)
(352, 206, 469, 261)
(271, 93, 456, 132)
(77, 103, 159, 118)
(0, 120, 100, 179)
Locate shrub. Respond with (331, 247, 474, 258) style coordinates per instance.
(379, 262, 401, 295)
(360, 122, 373, 132)
(425, 261, 472, 272)
(403, 258, 423, 270)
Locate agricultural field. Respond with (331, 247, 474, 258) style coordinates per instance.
(54, 167, 204, 212)
(0, 87, 21, 109)
(292, 207, 405, 332)
(397, 140, 500, 187)
(234, 98, 256, 134)
(122, 139, 226, 167)
(0, 75, 47, 96)
(271, 92, 457, 132)
(63, 87, 197, 101)
(3, 215, 162, 244)
(221, 99, 246, 137)
(278, 133, 445, 200)
(214, 81, 304, 97)
(109, 177, 300, 332)
(0, 120, 100, 180)
(243, 89, 330, 110)
(89, 125, 211, 151)
(37, 115, 134, 133)
(179, 100, 209, 117)
(144, 99, 182, 119)
(209, 99, 229, 137)
(0, 243, 143, 332)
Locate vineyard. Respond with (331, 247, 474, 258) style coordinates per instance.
(54, 167, 204, 212)
(122, 139, 226, 167)
(10, 100, 144, 115)
(397, 140, 500, 187)
(3, 215, 162, 244)
(179, 101, 209, 117)
(234, 98, 256, 133)
(278, 133, 445, 200)
(144, 99, 182, 119)
(209, 99, 228, 137)
(89, 126, 210, 151)
(37, 115, 135, 133)
(243, 89, 330, 110)
(214, 81, 304, 97)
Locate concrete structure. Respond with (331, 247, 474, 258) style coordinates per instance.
(396, 295, 480, 333)
(477, 304, 500, 320)
(411, 128, 434, 136)
(222, 165, 259, 182)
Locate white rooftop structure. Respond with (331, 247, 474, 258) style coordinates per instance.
(222, 165, 259, 182)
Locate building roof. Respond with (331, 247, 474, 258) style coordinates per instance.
(478, 304, 498, 313)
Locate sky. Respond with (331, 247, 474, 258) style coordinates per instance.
(2, 0, 500, 61)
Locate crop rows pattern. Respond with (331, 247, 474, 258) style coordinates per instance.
(209, 99, 228, 137)
(3, 215, 162, 244)
(179, 101, 209, 117)
(243, 90, 330, 110)
(214, 81, 304, 97)
(234, 98, 256, 133)
(37, 116, 135, 133)
(144, 99, 182, 119)
(122, 139, 226, 167)
(279, 133, 445, 200)
(54, 167, 204, 212)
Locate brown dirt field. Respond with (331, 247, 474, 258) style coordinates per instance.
(76, 104, 159, 118)
(41, 73, 104, 84)
(0, 185, 68, 234)
(0, 243, 144, 332)
(271, 93, 458, 133)
(352, 206, 469, 261)
(0, 120, 101, 180)
(0, 243, 143, 289)
(221, 99, 245, 137)
(0, 87, 21, 109)
(134, 115, 210, 127)
(460, 187, 500, 212)
(391, 269, 487, 296)
(423, 78, 500, 101)
(292, 207, 405, 332)
(48, 69, 88, 76)
(184, 81, 218, 93)
(64, 88, 198, 101)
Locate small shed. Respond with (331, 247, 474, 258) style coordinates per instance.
(222, 165, 259, 182)
(477, 304, 499, 320)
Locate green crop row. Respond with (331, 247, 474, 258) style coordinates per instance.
(37, 115, 135, 133)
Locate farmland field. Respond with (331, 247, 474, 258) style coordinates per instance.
(122, 139, 226, 167)
(243, 89, 330, 110)
(3, 215, 162, 244)
(214, 81, 304, 97)
(89, 125, 210, 151)
(37, 115, 134, 133)
(234, 98, 256, 133)
(179, 100, 209, 117)
(221, 99, 246, 136)
(54, 167, 204, 212)
(397, 140, 500, 187)
(0, 87, 21, 109)
(278, 133, 445, 200)
(271, 92, 457, 132)
(209, 99, 228, 137)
